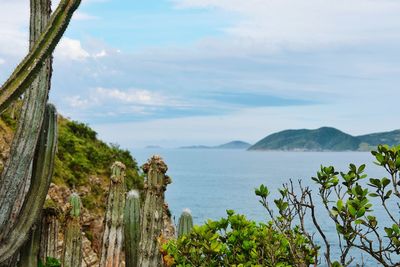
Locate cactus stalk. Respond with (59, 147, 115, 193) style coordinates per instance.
(0, 104, 58, 263)
(17, 224, 41, 267)
(0, 0, 81, 112)
(39, 205, 60, 263)
(138, 156, 171, 267)
(62, 193, 83, 267)
(99, 162, 127, 267)
(177, 209, 193, 238)
(0, 0, 79, 262)
(124, 190, 141, 267)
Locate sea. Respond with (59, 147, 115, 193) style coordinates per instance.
(132, 148, 398, 266)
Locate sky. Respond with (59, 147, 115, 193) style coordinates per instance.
(1, 0, 400, 148)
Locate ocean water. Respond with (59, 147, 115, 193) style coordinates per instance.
(132, 149, 397, 266)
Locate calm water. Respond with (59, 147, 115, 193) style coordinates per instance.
(132, 149, 396, 266)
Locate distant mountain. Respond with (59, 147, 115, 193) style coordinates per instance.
(216, 141, 252, 149)
(249, 127, 400, 151)
(180, 141, 251, 150)
(357, 130, 400, 147)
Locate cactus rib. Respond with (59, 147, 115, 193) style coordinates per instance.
(138, 155, 171, 267)
(124, 190, 141, 267)
(0, 0, 81, 113)
(99, 162, 126, 267)
(0, 104, 58, 263)
(62, 193, 83, 267)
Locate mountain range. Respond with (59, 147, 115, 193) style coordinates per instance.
(249, 127, 400, 151)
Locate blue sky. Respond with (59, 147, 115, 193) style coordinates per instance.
(1, 0, 400, 148)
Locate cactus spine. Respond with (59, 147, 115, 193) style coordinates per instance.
(99, 162, 126, 267)
(124, 190, 141, 267)
(177, 209, 193, 238)
(62, 193, 83, 267)
(138, 156, 171, 267)
(39, 205, 60, 263)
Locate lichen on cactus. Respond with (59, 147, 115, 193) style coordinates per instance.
(177, 209, 194, 238)
(62, 193, 83, 267)
(99, 162, 126, 267)
(124, 190, 141, 267)
(138, 155, 171, 267)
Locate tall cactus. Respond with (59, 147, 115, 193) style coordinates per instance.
(0, 0, 81, 112)
(99, 162, 126, 267)
(39, 204, 60, 264)
(62, 193, 83, 267)
(17, 224, 41, 267)
(138, 155, 171, 267)
(0, 104, 58, 263)
(124, 190, 141, 267)
(177, 209, 194, 238)
(0, 0, 80, 263)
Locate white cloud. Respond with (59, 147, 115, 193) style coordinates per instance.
(55, 37, 90, 61)
(174, 0, 400, 52)
(94, 87, 186, 107)
(93, 50, 107, 58)
(0, 59, 5, 65)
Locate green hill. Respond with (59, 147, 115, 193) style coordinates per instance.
(249, 127, 387, 151)
(357, 130, 400, 147)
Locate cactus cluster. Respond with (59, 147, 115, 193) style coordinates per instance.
(0, 0, 80, 264)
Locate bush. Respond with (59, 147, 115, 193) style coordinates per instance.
(162, 210, 317, 266)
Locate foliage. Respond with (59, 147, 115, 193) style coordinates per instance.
(165, 144, 400, 267)
(162, 210, 317, 266)
(38, 257, 61, 267)
(54, 117, 142, 190)
(256, 144, 400, 266)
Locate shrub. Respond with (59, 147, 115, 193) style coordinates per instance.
(162, 210, 317, 266)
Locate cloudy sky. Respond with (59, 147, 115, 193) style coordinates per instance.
(1, 0, 400, 148)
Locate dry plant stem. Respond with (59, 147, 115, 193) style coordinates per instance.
(40, 208, 60, 263)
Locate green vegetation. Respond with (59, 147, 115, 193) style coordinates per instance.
(165, 144, 400, 266)
(249, 127, 400, 151)
(57, 118, 142, 213)
(38, 257, 61, 267)
(54, 117, 141, 189)
(163, 210, 317, 266)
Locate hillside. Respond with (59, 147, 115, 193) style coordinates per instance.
(249, 127, 362, 151)
(358, 130, 400, 147)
